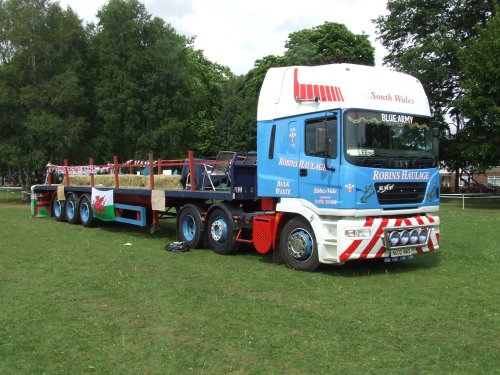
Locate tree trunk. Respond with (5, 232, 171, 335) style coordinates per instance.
(19, 167, 32, 203)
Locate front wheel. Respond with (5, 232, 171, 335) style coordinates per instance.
(207, 208, 239, 255)
(280, 217, 319, 272)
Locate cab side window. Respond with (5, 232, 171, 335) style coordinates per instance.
(305, 117, 337, 158)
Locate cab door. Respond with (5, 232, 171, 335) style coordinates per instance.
(298, 112, 340, 210)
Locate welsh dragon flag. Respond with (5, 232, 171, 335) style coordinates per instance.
(91, 188, 116, 221)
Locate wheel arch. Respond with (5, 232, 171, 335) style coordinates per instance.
(274, 199, 331, 260)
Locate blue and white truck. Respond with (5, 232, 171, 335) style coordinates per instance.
(32, 63, 440, 271)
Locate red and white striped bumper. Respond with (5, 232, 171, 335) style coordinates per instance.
(337, 215, 440, 262)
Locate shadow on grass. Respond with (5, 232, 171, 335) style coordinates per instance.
(239, 245, 441, 277)
(316, 253, 441, 278)
(86, 220, 442, 278)
(91, 219, 177, 240)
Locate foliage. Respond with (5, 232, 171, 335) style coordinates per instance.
(458, 13, 500, 168)
(0, 0, 90, 188)
(374, 1, 498, 186)
(285, 22, 374, 66)
(91, 0, 196, 161)
(184, 49, 234, 156)
(0, 0, 233, 181)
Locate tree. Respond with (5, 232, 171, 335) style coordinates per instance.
(0, 0, 90, 192)
(91, 0, 186, 161)
(374, 0, 497, 191)
(183, 48, 233, 156)
(458, 13, 500, 169)
(91, 0, 232, 161)
(284, 22, 375, 66)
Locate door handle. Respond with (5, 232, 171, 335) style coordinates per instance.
(299, 169, 307, 177)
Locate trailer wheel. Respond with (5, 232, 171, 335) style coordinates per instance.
(280, 217, 319, 271)
(207, 208, 239, 255)
(65, 194, 80, 224)
(79, 195, 96, 227)
(177, 204, 204, 248)
(52, 196, 65, 222)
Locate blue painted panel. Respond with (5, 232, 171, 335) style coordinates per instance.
(114, 203, 147, 227)
(257, 119, 299, 198)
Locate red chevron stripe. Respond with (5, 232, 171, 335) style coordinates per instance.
(359, 218, 389, 259)
(428, 239, 435, 252)
(375, 245, 386, 257)
(414, 215, 425, 225)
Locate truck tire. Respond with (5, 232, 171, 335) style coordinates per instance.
(177, 204, 204, 249)
(65, 194, 80, 224)
(207, 208, 239, 255)
(52, 196, 65, 222)
(79, 194, 96, 227)
(280, 217, 319, 271)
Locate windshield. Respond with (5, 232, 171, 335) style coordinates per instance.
(344, 110, 437, 168)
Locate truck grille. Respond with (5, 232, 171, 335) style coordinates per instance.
(375, 182, 426, 205)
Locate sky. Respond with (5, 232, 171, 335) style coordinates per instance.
(58, 0, 389, 75)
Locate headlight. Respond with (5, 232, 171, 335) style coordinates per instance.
(389, 231, 400, 246)
(400, 230, 410, 246)
(409, 229, 419, 244)
(418, 228, 429, 244)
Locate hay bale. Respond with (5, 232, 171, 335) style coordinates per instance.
(65, 176, 90, 186)
(62, 174, 182, 189)
(146, 175, 182, 190)
(117, 174, 147, 188)
(95, 175, 116, 187)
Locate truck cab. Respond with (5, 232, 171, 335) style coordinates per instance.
(257, 64, 440, 270)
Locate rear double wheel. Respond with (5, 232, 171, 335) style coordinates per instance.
(65, 194, 80, 224)
(52, 196, 65, 222)
(79, 194, 96, 227)
(207, 208, 239, 255)
(177, 204, 204, 249)
(280, 217, 319, 272)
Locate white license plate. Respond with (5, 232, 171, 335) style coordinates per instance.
(391, 248, 416, 257)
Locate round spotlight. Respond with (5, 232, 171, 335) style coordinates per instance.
(400, 230, 410, 246)
(409, 229, 419, 245)
(418, 228, 429, 244)
(389, 231, 400, 247)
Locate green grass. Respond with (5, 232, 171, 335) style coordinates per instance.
(0, 191, 499, 374)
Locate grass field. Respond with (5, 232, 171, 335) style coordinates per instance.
(0, 190, 499, 374)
